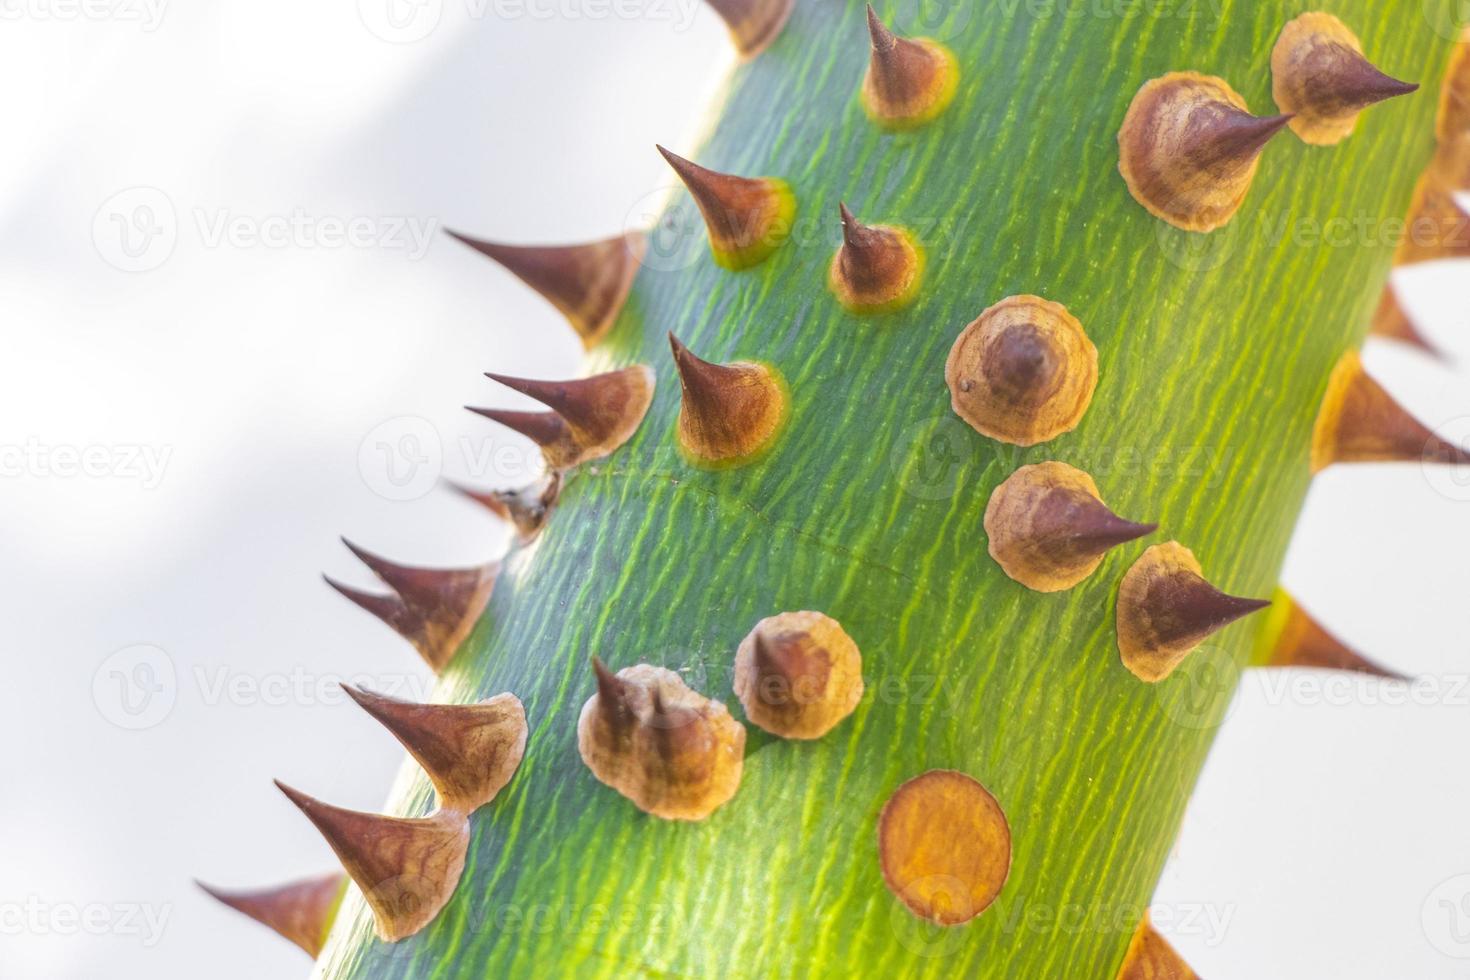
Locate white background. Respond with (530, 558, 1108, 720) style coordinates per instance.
(0, 2, 1467, 977)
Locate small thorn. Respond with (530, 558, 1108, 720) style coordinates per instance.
(829, 202, 924, 314)
(985, 462, 1156, 592)
(324, 574, 423, 644)
(861, 5, 959, 129)
(274, 781, 469, 943)
(1117, 542, 1270, 682)
(465, 406, 573, 454)
(1262, 594, 1409, 680)
(1369, 285, 1441, 357)
(656, 145, 794, 270)
(1118, 913, 1201, 979)
(1119, 72, 1291, 231)
(443, 478, 511, 523)
(1311, 349, 1470, 472)
(444, 229, 643, 348)
(1272, 12, 1420, 146)
(447, 473, 562, 543)
(591, 656, 637, 734)
(945, 295, 1098, 446)
(667, 332, 788, 466)
(484, 365, 655, 466)
(197, 873, 344, 958)
(736, 611, 864, 739)
(701, 0, 793, 57)
(344, 686, 528, 813)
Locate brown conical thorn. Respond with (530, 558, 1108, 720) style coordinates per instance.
(196, 873, 345, 958)
(1369, 284, 1441, 358)
(828, 202, 925, 314)
(445, 471, 562, 543)
(861, 5, 959, 130)
(1437, 28, 1470, 145)
(1311, 349, 1470, 472)
(1117, 913, 1200, 979)
(1271, 13, 1419, 146)
(1117, 542, 1270, 682)
(878, 770, 1012, 926)
(702, 0, 793, 58)
(337, 540, 498, 673)
(323, 576, 427, 657)
(733, 611, 864, 739)
(444, 230, 644, 348)
(1259, 592, 1408, 680)
(483, 365, 655, 466)
(273, 782, 469, 943)
(667, 332, 788, 467)
(945, 295, 1098, 447)
(576, 663, 745, 821)
(984, 462, 1157, 592)
(464, 406, 583, 471)
(1119, 72, 1293, 231)
(343, 686, 528, 813)
(655, 145, 794, 270)
(1394, 166, 1470, 266)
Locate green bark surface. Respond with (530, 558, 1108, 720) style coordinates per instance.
(319, 2, 1451, 976)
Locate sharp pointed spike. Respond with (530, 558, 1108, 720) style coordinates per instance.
(1312, 350, 1470, 472)
(985, 463, 1155, 592)
(1393, 168, 1470, 265)
(655, 145, 793, 269)
(466, 405, 572, 450)
(1262, 593, 1410, 680)
(1272, 13, 1421, 146)
(829, 202, 923, 314)
(1118, 913, 1202, 979)
(443, 478, 511, 523)
(274, 782, 469, 943)
(667, 332, 788, 466)
(482, 365, 655, 464)
(1119, 73, 1291, 231)
(345, 686, 528, 812)
(700, 0, 793, 57)
(861, 7, 958, 129)
(444, 229, 643, 348)
(1117, 542, 1271, 682)
(197, 873, 344, 958)
(1369, 285, 1442, 357)
(324, 574, 425, 643)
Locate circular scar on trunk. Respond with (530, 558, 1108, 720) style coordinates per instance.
(878, 769, 1012, 926)
(945, 295, 1097, 447)
(733, 610, 864, 739)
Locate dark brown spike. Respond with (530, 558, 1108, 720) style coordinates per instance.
(273, 781, 469, 943)
(445, 472, 561, 543)
(828, 202, 924, 314)
(1117, 541, 1270, 682)
(484, 365, 655, 465)
(702, 0, 793, 57)
(655, 145, 794, 270)
(464, 406, 582, 471)
(861, 5, 959, 129)
(734, 611, 864, 740)
(1394, 167, 1470, 266)
(1119, 72, 1292, 231)
(667, 332, 788, 466)
(197, 873, 344, 958)
(985, 462, 1156, 592)
(443, 478, 511, 523)
(444, 230, 643, 348)
(1272, 12, 1419, 146)
(335, 542, 498, 673)
(1117, 914, 1200, 979)
(575, 663, 745, 821)
(590, 656, 637, 735)
(1369, 285, 1441, 357)
(1263, 594, 1408, 680)
(1311, 350, 1470, 472)
(343, 686, 528, 813)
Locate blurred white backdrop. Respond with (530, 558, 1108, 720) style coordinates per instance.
(0, 2, 1467, 978)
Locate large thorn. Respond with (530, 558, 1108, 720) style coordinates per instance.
(984, 462, 1156, 592)
(1261, 592, 1408, 679)
(331, 541, 498, 673)
(1393, 166, 1470, 266)
(445, 230, 644, 348)
(464, 407, 580, 470)
(829, 202, 924, 314)
(667, 332, 788, 466)
(861, 5, 959, 130)
(196, 873, 345, 958)
(482, 365, 655, 468)
(1311, 350, 1469, 472)
(1117, 542, 1270, 683)
(1271, 12, 1419, 146)
(1117, 913, 1200, 979)
(1369, 284, 1441, 358)
(1119, 72, 1292, 231)
(445, 472, 562, 543)
(656, 145, 794, 270)
(702, 0, 793, 57)
(343, 686, 528, 813)
(274, 782, 469, 943)
(591, 656, 637, 737)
